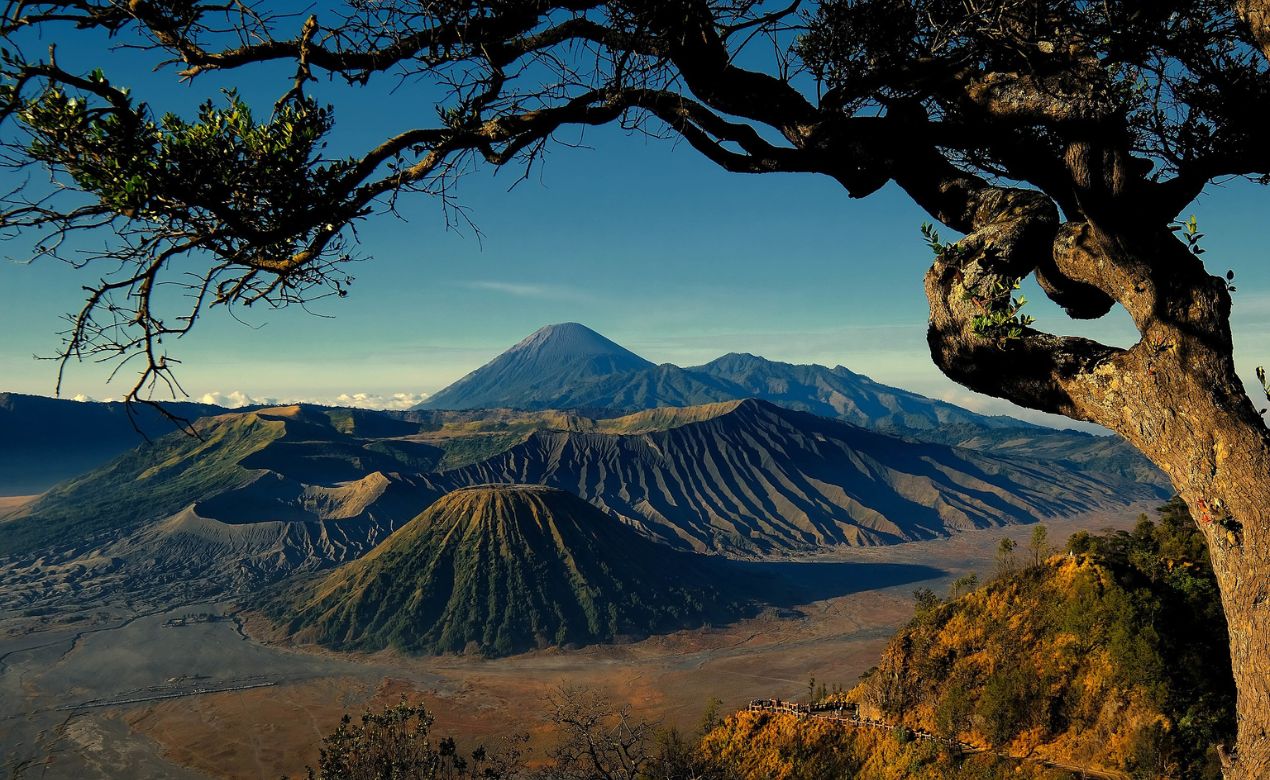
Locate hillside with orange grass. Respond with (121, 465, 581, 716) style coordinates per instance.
(696, 501, 1235, 779)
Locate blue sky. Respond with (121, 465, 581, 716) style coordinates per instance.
(1, 22, 1268, 429)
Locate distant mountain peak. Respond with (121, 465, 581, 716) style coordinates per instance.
(526, 322, 595, 337)
(419, 323, 654, 410)
(508, 322, 651, 363)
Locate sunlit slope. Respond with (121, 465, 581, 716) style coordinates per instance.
(849, 509, 1230, 777)
(0, 406, 444, 557)
(0, 411, 287, 555)
(432, 400, 1166, 554)
(0, 392, 230, 495)
(269, 485, 742, 656)
(697, 512, 1233, 779)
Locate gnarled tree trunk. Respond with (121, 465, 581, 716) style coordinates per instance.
(900, 148, 1270, 774)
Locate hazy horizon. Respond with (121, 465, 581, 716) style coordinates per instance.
(3, 318, 1112, 429)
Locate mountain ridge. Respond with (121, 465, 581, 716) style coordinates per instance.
(415, 324, 1038, 433)
(0, 397, 1165, 613)
(422, 398, 1165, 554)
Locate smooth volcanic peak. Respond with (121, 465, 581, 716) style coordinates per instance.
(420, 323, 656, 410)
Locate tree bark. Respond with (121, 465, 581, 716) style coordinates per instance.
(1043, 228, 1270, 779)
(895, 146, 1270, 774)
(1086, 338, 1270, 779)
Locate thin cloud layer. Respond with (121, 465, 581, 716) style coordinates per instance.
(196, 390, 428, 411)
(333, 392, 429, 411)
(462, 280, 590, 301)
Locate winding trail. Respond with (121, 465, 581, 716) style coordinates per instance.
(58, 681, 276, 711)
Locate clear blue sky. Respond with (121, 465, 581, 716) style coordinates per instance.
(1, 23, 1268, 428)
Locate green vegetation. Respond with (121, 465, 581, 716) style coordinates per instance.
(300, 699, 520, 780)
(264, 485, 746, 657)
(848, 500, 1233, 778)
(0, 412, 284, 555)
(433, 433, 538, 471)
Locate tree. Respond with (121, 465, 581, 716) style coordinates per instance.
(542, 685, 656, 780)
(1028, 524, 1050, 567)
(303, 699, 517, 780)
(3, 1, 1270, 774)
(912, 586, 941, 616)
(948, 573, 978, 599)
(697, 697, 725, 737)
(995, 537, 1017, 578)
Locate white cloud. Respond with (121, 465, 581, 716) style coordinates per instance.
(462, 280, 590, 301)
(198, 390, 270, 408)
(196, 390, 428, 411)
(333, 392, 429, 411)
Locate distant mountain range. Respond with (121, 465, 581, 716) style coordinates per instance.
(414, 322, 1164, 485)
(0, 323, 1164, 498)
(0, 393, 231, 495)
(0, 399, 1166, 616)
(418, 323, 1030, 433)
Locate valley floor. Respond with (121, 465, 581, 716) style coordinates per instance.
(0, 508, 1146, 779)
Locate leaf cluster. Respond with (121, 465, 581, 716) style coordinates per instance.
(965, 277, 1034, 342)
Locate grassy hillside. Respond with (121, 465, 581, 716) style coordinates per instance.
(696, 500, 1234, 779)
(0, 406, 441, 557)
(698, 711, 1068, 780)
(0, 412, 285, 555)
(265, 485, 746, 656)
